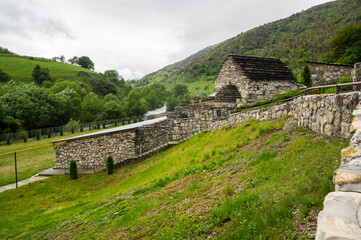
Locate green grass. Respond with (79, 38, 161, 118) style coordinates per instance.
(0, 54, 95, 84)
(0, 119, 347, 239)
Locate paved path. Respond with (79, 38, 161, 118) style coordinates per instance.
(0, 175, 49, 193)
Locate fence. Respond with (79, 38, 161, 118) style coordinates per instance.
(0, 116, 146, 145)
(0, 144, 53, 187)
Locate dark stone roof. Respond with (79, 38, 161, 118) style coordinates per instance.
(306, 60, 354, 67)
(215, 84, 241, 103)
(228, 54, 295, 81)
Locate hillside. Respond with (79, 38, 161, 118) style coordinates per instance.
(0, 118, 347, 239)
(138, 0, 361, 95)
(0, 53, 96, 84)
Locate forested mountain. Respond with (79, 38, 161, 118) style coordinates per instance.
(137, 0, 361, 95)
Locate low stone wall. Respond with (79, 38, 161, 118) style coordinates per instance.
(307, 61, 353, 86)
(210, 92, 361, 139)
(168, 118, 210, 142)
(54, 129, 137, 170)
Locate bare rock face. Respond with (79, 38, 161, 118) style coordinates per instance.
(316, 192, 361, 240)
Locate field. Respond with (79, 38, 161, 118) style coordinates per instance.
(0, 54, 95, 84)
(0, 118, 346, 239)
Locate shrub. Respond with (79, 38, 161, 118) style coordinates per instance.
(114, 121, 118, 127)
(6, 134, 11, 145)
(88, 123, 92, 130)
(122, 119, 125, 125)
(60, 127, 63, 136)
(36, 130, 40, 140)
(301, 64, 311, 86)
(97, 121, 100, 129)
(128, 118, 131, 124)
(47, 129, 51, 138)
(106, 155, 114, 175)
(70, 160, 78, 179)
(139, 116, 142, 122)
(71, 125, 75, 134)
(80, 124, 83, 132)
(23, 132, 28, 143)
(102, 121, 106, 128)
(134, 118, 137, 123)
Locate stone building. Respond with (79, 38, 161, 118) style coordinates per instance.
(307, 61, 353, 86)
(214, 54, 299, 106)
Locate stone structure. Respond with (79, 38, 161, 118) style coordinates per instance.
(168, 101, 231, 120)
(53, 92, 361, 171)
(307, 61, 353, 86)
(214, 55, 298, 106)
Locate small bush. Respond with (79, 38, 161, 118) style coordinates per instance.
(122, 119, 125, 125)
(134, 118, 137, 123)
(70, 160, 78, 179)
(106, 155, 114, 175)
(223, 184, 236, 197)
(71, 125, 75, 134)
(60, 127, 63, 136)
(97, 121, 100, 129)
(301, 64, 311, 86)
(6, 134, 11, 145)
(80, 124, 83, 132)
(23, 132, 28, 143)
(36, 130, 40, 140)
(88, 123, 92, 130)
(114, 121, 118, 127)
(139, 116, 142, 122)
(128, 118, 131, 124)
(102, 121, 105, 128)
(47, 129, 51, 138)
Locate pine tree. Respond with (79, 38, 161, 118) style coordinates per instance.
(70, 160, 78, 179)
(106, 155, 114, 175)
(6, 134, 11, 145)
(97, 121, 100, 129)
(47, 129, 51, 138)
(80, 124, 83, 132)
(23, 132, 28, 143)
(60, 127, 64, 136)
(88, 123, 92, 130)
(71, 125, 75, 134)
(36, 130, 40, 140)
(102, 121, 106, 128)
(301, 64, 311, 87)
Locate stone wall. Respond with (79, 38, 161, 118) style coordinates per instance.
(168, 104, 231, 120)
(54, 92, 361, 171)
(54, 129, 137, 170)
(307, 61, 353, 86)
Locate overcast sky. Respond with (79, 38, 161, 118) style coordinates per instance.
(0, 0, 331, 79)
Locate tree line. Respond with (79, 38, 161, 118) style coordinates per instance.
(0, 65, 191, 134)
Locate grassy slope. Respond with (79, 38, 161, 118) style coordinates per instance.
(0, 118, 347, 239)
(139, 0, 361, 93)
(0, 54, 95, 84)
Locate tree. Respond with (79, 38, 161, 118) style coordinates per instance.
(68, 56, 78, 65)
(106, 155, 114, 174)
(0, 69, 10, 82)
(77, 56, 94, 70)
(123, 90, 148, 116)
(104, 70, 122, 83)
(60, 55, 65, 62)
(70, 160, 78, 179)
(172, 84, 189, 97)
(104, 101, 124, 119)
(325, 23, 361, 64)
(90, 75, 117, 96)
(32, 64, 52, 85)
(80, 92, 104, 122)
(301, 64, 311, 87)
